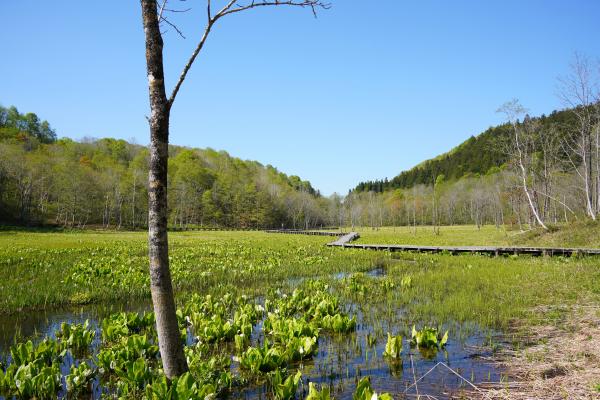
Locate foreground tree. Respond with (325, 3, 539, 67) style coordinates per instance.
(140, 0, 329, 378)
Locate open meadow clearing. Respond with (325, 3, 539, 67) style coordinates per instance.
(1, 228, 599, 399)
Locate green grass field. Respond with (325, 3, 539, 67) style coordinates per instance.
(353, 221, 600, 248)
(1, 227, 600, 398)
(0, 230, 382, 313)
(353, 225, 514, 246)
(1, 227, 599, 330)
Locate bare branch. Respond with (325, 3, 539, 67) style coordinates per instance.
(162, 7, 191, 12)
(160, 15, 187, 38)
(167, 0, 330, 108)
(158, 0, 169, 21)
(215, 1, 331, 19)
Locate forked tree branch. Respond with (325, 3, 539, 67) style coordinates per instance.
(167, 0, 330, 108)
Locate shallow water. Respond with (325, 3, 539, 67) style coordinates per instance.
(235, 306, 502, 399)
(0, 300, 151, 354)
(0, 274, 503, 399)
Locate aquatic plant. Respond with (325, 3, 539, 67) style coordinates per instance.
(410, 325, 448, 349)
(66, 361, 95, 394)
(365, 333, 377, 347)
(96, 334, 159, 375)
(400, 275, 412, 288)
(264, 314, 320, 341)
(269, 370, 302, 400)
(239, 342, 286, 374)
(145, 373, 217, 400)
(352, 376, 393, 400)
(305, 382, 332, 400)
(56, 319, 96, 353)
(382, 333, 403, 359)
(320, 314, 357, 333)
(101, 312, 155, 343)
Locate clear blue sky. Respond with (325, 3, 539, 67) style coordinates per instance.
(2, 1, 599, 195)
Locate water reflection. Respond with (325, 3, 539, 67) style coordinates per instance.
(0, 300, 151, 354)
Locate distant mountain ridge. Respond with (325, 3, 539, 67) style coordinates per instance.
(353, 107, 577, 193)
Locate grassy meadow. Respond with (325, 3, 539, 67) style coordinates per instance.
(1, 226, 599, 329)
(1, 226, 599, 398)
(353, 221, 600, 248)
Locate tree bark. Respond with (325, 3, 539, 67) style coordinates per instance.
(140, 0, 188, 378)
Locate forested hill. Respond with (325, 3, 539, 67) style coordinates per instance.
(0, 105, 322, 228)
(353, 107, 577, 192)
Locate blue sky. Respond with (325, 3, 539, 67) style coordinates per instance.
(2, 1, 599, 195)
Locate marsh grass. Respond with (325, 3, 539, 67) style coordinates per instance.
(0, 230, 382, 313)
(353, 221, 600, 248)
(1, 228, 599, 333)
(2, 228, 600, 397)
(353, 225, 514, 246)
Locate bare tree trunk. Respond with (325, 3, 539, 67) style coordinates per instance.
(132, 173, 136, 229)
(141, 0, 188, 378)
(513, 122, 548, 229)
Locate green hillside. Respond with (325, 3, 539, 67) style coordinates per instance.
(0, 105, 320, 228)
(354, 107, 577, 192)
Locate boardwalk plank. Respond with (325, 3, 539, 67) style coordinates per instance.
(265, 229, 600, 257)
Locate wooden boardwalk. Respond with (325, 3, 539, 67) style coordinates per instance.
(265, 229, 346, 237)
(266, 229, 600, 257)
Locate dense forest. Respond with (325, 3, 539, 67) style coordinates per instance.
(0, 105, 326, 229)
(349, 58, 600, 230)
(2, 59, 598, 232)
(354, 108, 578, 192)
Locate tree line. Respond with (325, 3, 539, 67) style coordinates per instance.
(350, 56, 600, 231)
(0, 105, 328, 229)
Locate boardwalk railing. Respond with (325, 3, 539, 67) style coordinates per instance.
(266, 229, 600, 257)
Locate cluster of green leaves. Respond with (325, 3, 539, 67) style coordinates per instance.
(101, 312, 156, 343)
(0, 281, 362, 400)
(55, 319, 96, 354)
(0, 339, 64, 399)
(65, 361, 95, 395)
(352, 377, 393, 400)
(410, 325, 448, 359)
(145, 372, 219, 400)
(0, 105, 56, 144)
(269, 370, 302, 400)
(306, 382, 332, 400)
(342, 272, 399, 300)
(239, 281, 355, 376)
(382, 333, 403, 359)
(183, 293, 263, 345)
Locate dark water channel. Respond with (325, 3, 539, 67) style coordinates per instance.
(0, 267, 504, 399)
(0, 300, 151, 354)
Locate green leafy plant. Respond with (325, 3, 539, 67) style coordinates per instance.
(410, 325, 448, 349)
(101, 312, 155, 343)
(352, 377, 393, 400)
(269, 369, 302, 400)
(12, 362, 62, 399)
(320, 314, 356, 333)
(382, 333, 402, 359)
(239, 342, 286, 374)
(305, 382, 332, 400)
(56, 319, 96, 353)
(66, 362, 95, 394)
(283, 336, 318, 362)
